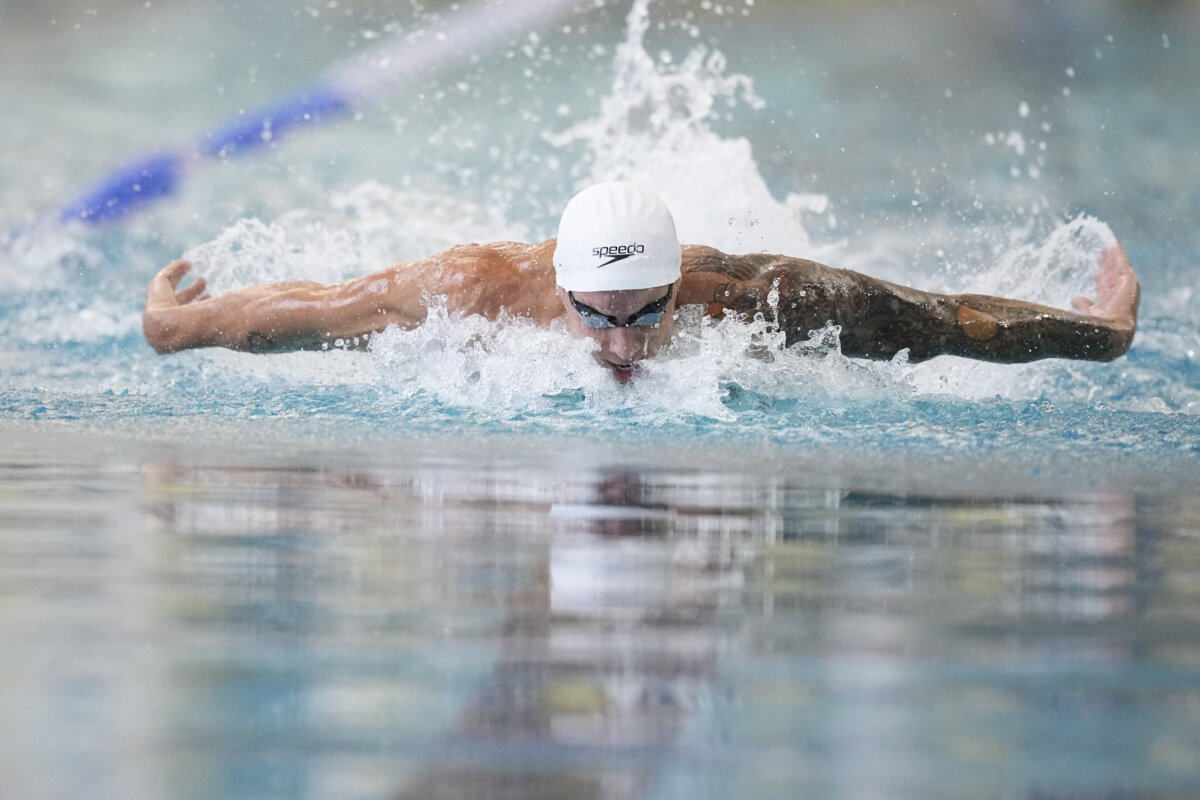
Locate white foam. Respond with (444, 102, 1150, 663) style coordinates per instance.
(365, 300, 911, 424)
(369, 301, 608, 413)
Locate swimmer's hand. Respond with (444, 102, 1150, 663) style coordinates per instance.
(1070, 243, 1139, 355)
(143, 260, 210, 353)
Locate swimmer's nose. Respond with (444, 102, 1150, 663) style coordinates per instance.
(599, 327, 650, 363)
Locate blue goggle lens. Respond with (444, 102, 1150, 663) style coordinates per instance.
(569, 287, 673, 330)
(576, 308, 665, 329)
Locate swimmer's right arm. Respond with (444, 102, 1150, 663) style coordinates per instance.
(142, 260, 425, 354)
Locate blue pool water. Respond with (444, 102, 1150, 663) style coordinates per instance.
(2, 1, 1199, 798)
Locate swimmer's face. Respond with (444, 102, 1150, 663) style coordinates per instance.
(557, 282, 679, 384)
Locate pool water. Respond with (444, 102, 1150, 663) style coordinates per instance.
(3, 426, 1199, 800)
(2, 0, 1200, 798)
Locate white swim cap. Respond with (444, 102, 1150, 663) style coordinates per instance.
(553, 182, 682, 292)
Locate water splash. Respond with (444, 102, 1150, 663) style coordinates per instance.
(364, 297, 912, 426)
(967, 214, 1116, 307)
(184, 183, 529, 292)
(547, 0, 829, 257)
(0, 223, 102, 292)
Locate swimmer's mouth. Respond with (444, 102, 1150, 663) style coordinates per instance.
(605, 362, 638, 384)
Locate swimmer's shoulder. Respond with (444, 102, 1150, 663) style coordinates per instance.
(431, 239, 555, 276)
(681, 245, 830, 279)
(483, 239, 556, 272)
(679, 245, 833, 306)
(409, 239, 558, 321)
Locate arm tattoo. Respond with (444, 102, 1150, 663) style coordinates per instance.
(243, 330, 350, 354)
(245, 331, 277, 354)
(682, 248, 769, 283)
(683, 247, 794, 318)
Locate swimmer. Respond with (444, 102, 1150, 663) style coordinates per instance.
(143, 181, 1139, 383)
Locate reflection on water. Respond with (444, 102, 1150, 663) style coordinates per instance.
(1, 434, 1199, 800)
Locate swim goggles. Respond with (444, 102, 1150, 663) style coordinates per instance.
(568, 285, 674, 329)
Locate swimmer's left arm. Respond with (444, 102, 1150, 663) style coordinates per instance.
(938, 244, 1138, 363)
(846, 244, 1139, 363)
(681, 244, 1139, 363)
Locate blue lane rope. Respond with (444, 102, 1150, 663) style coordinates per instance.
(60, 0, 582, 225)
(59, 89, 351, 224)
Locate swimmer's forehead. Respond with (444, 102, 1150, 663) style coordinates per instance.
(569, 284, 674, 314)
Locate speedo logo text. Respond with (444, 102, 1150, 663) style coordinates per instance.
(592, 243, 645, 267)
